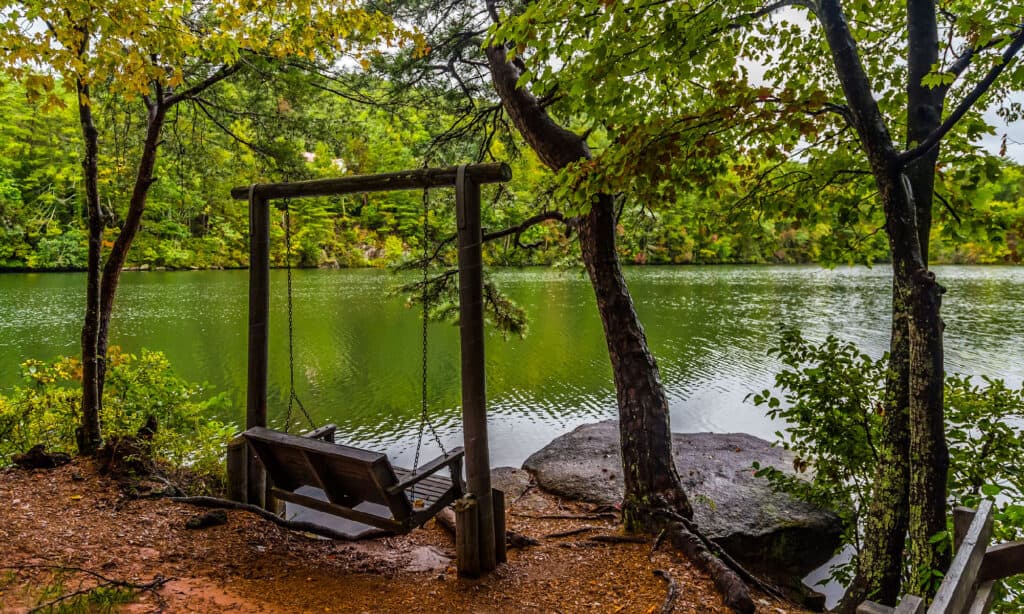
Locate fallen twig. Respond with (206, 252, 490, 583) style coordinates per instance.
(544, 526, 598, 539)
(588, 534, 648, 544)
(435, 507, 539, 549)
(511, 512, 618, 521)
(508, 481, 535, 509)
(2, 564, 171, 613)
(650, 528, 668, 560)
(653, 569, 679, 614)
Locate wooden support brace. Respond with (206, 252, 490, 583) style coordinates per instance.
(493, 489, 507, 564)
(954, 506, 976, 553)
(967, 581, 997, 614)
(931, 500, 994, 614)
(455, 495, 481, 578)
(893, 596, 924, 614)
(226, 436, 248, 503)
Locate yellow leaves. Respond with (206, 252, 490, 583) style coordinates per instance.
(3, 0, 411, 102)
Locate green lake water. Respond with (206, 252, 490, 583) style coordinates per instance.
(1, 265, 1022, 469)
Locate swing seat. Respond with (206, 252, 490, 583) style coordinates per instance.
(243, 426, 465, 534)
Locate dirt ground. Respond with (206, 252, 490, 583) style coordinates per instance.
(0, 460, 804, 613)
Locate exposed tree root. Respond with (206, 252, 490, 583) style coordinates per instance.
(588, 534, 649, 544)
(664, 520, 754, 614)
(169, 496, 389, 541)
(653, 569, 679, 614)
(642, 505, 791, 613)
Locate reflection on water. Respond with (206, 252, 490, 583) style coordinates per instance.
(1, 266, 1022, 470)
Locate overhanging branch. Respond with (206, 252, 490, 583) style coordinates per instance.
(898, 28, 1024, 166)
(482, 210, 572, 248)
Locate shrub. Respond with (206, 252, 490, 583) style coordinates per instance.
(751, 327, 1024, 607)
(0, 349, 236, 486)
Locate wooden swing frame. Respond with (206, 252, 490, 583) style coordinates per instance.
(227, 163, 511, 574)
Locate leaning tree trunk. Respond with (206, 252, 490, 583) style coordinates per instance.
(578, 194, 694, 526)
(484, 39, 753, 612)
(483, 43, 692, 524)
(76, 77, 104, 456)
(94, 103, 168, 402)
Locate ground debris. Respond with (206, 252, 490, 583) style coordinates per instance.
(0, 459, 809, 613)
(185, 510, 229, 530)
(11, 445, 71, 469)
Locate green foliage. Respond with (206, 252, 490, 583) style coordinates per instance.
(748, 327, 884, 586)
(0, 349, 236, 481)
(0, 66, 1021, 270)
(33, 577, 135, 614)
(752, 328, 1024, 606)
(398, 269, 528, 338)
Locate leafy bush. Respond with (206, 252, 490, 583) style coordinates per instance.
(0, 349, 236, 484)
(751, 327, 1024, 607)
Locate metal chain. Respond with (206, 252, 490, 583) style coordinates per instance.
(284, 204, 315, 433)
(412, 183, 447, 482)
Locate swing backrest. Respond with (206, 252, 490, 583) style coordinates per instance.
(244, 426, 412, 519)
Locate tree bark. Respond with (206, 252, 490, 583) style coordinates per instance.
(578, 195, 694, 525)
(904, 0, 950, 585)
(816, 0, 949, 603)
(485, 42, 692, 524)
(76, 76, 103, 456)
(838, 286, 911, 611)
(94, 102, 168, 401)
(906, 267, 948, 587)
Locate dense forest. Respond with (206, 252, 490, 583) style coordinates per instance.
(2, 0, 1024, 610)
(2, 76, 1022, 272)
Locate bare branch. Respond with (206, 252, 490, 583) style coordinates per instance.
(164, 63, 243, 107)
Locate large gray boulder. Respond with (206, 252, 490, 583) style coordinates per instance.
(523, 421, 843, 582)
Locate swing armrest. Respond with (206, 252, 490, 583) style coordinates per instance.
(388, 447, 465, 495)
(301, 423, 337, 443)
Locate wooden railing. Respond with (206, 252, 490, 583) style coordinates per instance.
(858, 500, 1024, 614)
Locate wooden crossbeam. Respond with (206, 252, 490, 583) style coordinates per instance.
(231, 163, 511, 201)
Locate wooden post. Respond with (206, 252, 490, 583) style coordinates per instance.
(953, 505, 976, 552)
(245, 189, 270, 508)
(454, 495, 481, 578)
(226, 436, 248, 503)
(455, 165, 497, 573)
(493, 489, 507, 564)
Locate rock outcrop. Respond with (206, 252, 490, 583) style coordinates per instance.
(523, 421, 843, 599)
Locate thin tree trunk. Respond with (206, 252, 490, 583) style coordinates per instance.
(838, 284, 911, 611)
(817, 0, 951, 601)
(907, 269, 948, 587)
(904, 0, 950, 585)
(76, 77, 103, 456)
(95, 103, 167, 400)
